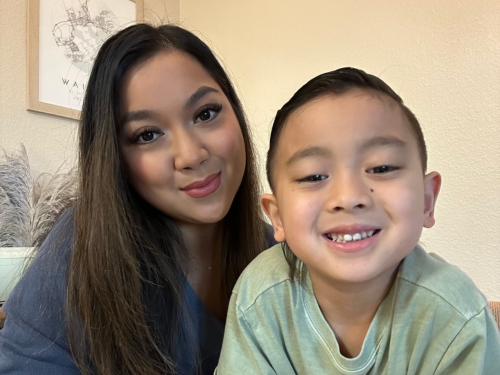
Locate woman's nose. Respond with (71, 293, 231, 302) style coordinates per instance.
(172, 128, 209, 171)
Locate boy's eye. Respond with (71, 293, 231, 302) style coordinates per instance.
(194, 103, 223, 123)
(298, 174, 328, 183)
(367, 165, 400, 174)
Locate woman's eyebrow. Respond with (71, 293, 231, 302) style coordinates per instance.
(184, 86, 220, 108)
(120, 109, 161, 127)
(120, 87, 219, 127)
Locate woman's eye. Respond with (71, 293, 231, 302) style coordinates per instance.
(194, 104, 222, 123)
(198, 110, 214, 122)
(133, 129, 163, 144)
(367, 165, 400, 174)
(298, 174, 328, 183)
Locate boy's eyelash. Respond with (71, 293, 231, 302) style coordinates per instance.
(367, 165, 400, 174)
(297, 174, 328, 183)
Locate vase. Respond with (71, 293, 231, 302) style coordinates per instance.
(0, 247, 35, 304)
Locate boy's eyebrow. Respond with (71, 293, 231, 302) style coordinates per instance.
(285, 146, 332, 167)
(120, 109, 161, 127)
(284, 137, 407, 167)
(184, 86, 220, 108)
(360, 136, 407, 151)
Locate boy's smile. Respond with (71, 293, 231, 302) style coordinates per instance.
(323, 223, 381, 253)
(262, 90, 441, 288)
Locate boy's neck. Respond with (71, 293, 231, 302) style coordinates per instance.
(309, 262, 401, 358)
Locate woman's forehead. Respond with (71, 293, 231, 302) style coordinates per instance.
(120, 51, 223, 115)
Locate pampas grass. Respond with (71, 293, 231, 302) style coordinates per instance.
(0, 146, 77, 248)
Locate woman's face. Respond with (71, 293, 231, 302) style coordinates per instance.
(119, 51, 246, 226)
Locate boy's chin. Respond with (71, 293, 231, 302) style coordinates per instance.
(309, 259, 404, 287)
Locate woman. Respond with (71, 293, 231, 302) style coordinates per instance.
(0, 24, 273, 375)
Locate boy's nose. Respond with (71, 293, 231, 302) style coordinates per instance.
(172, 128, 209, 171)
(326, 171, 372, 212)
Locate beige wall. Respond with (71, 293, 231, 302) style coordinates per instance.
(1, 1, 499, 299)
(0, 0, 179, 176)
(181, 0, 500, 300)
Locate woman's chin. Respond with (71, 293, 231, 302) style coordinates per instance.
(173, 205, 232, 227)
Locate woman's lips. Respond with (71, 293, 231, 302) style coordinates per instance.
(181, 172, 221, 198)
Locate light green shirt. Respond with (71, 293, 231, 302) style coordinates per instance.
(217, 245, 500, 374)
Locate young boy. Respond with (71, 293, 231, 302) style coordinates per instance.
(217, 68, 500, 374)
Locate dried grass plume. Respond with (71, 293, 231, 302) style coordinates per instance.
(0, 145, 77, 247)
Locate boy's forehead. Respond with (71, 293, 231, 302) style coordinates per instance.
(287, 92, 402, 129)
(277, 93, 418, 162)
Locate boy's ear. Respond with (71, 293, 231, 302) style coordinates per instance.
(423, 171, 442, 228)
(261, 194, 286, 243)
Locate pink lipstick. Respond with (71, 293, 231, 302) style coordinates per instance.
(181, 172, 221, 198)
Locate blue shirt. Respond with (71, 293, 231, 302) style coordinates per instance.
(0, 210, 276, 374)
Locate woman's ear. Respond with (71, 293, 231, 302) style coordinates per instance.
(261, 194, 286, 243)
(423, 171, 442, 228)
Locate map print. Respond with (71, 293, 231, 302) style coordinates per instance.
(52, 0, 117, 74)
(39, 0, 135, 111)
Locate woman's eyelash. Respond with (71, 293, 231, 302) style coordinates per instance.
(194, 103, 223, 123)
(367, 165, 400, 174)
(131, 127, 164, 144)
(297, 174, 328, 183)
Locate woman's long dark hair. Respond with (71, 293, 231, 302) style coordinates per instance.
(68, 24, 265, 375)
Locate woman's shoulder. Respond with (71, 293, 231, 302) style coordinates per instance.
(38, 208, 75, 259)
(21, 208, 75, 288)
(1, 208, 75, 348)
(0, 208, 78, 372)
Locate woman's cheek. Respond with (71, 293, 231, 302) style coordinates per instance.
(125, 151, 171, 188)
(216, 125, 246, 169)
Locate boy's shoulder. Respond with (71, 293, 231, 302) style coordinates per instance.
(399, 246, 488, 319)
(232, 244, 296, 312)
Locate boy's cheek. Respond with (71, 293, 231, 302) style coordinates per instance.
(379, 181, 425, 210)
(280, 207, 316, 246)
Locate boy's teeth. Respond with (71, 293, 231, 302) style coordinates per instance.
(326, 230, 377, 243)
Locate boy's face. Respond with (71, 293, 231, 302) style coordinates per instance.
(262, 91, 441, 286)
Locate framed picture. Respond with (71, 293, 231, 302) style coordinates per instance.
(27, 0, 144, 120)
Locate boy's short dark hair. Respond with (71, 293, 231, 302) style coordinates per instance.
(266, 67, 428, 279)
(266, 67, 427, 191)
